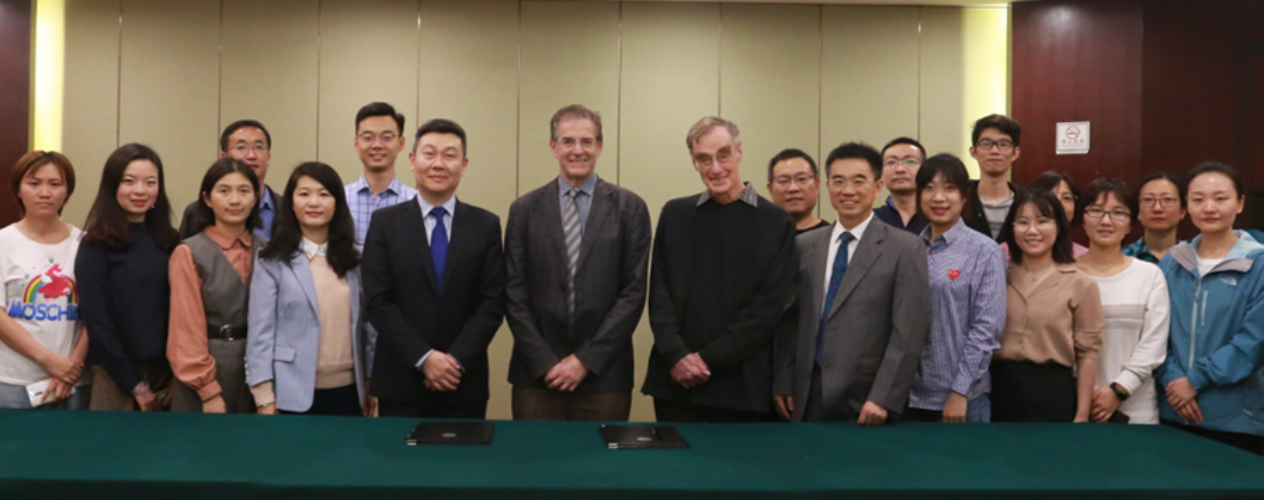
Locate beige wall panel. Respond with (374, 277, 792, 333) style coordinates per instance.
(318, 0, 419, 188)
(221, 0, 320, 191)
(620, 2, 721, 422)
(719, 4, 821, 201)
(820, 6, 919, 213)
(518, 1, 621, 192)
(118, 0, 221, 216)
(416, 0, 520, 421)
(918, 7, 968, 172)
(61, 0, 121, 227)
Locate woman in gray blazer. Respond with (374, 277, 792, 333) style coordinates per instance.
(247, 162, 372, 416)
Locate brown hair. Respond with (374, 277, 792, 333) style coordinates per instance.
(686, 116, 741, 154)
(9, 150, 76, 217)
(550, 104, 603, 143)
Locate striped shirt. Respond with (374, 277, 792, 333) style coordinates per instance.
(908, 218, 1008, 410)
(345, 175, 418, 245)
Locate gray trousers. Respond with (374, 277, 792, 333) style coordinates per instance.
(171, 338, 254, 414)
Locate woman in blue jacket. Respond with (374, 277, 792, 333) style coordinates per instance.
(246, 162, 371, 416)
(1157, 162, 1264, 455)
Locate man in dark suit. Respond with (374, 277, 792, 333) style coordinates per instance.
(774, 142, 930, 425)
(362, 118, 506, 419)
(178, 119, 281, 239)
(505, 105, 651, 421)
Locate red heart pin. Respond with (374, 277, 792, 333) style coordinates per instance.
(948, 269, 961, 280)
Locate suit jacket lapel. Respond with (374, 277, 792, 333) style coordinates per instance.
(440, 200, 471, 295)
(541, 181, 570, 269)
(575, 179, 613, 273)
(806, 231, 829, 318)
(288, 252, 320, 316)
(403, 200, 439, 293)
(826, 221, 887, 321)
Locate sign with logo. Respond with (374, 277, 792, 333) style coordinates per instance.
(1056, 121, 1090, 155)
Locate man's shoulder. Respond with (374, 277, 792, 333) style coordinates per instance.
(457, 199, 500, 225)
(513, 181, 555, 209)
(877, 221, 922, 249)
(374, 200, 415, 220)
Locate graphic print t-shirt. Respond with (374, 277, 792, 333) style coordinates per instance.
(0, 223, 83, 386)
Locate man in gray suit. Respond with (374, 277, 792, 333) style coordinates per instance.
(505, 104, 651, 421)
(774, 142, 930, 424)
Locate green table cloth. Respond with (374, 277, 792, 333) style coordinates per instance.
(0, 411, 1261, 499)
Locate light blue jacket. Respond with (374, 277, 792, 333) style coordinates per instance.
(1156, 231, 1264, 436)
(246, 252, 369, 413)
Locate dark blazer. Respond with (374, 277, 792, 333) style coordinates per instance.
(504, 177, 651, 393)
(178, 186, 280, 240)
(962, 180, 1020, 240)
(775, 219, 930, 422)
(362, 197, 506, 403)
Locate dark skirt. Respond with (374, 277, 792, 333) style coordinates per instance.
(990, 359, 1076, 423)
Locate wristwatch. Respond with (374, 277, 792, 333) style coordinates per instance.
(132, 381, 151, 396)
(1109, 382, 1130, 402)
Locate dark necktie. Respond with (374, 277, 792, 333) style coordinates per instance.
(430, 206, 448, 288)
(816, 231, 855, 366)
(563, 188, 582, 317)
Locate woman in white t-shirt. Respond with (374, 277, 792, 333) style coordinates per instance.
(1075, 178, 1169, 424)
(0, 151, 88, 409)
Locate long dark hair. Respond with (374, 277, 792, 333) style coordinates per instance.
(191, 158, 262, 236)
(82, 144, 179, 252)
(260, 162, 360, 277)
(999, 189, 1076, 265)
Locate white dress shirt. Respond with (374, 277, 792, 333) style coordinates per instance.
(822, 212, 875, 308)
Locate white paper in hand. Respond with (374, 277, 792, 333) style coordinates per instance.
(26, 379, 73, 407)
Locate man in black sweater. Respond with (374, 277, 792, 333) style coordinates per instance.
(642, 116, 796, 422)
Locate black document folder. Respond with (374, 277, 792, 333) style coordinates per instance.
(599, 425, 690, 450)
(406, 421, 494, 445)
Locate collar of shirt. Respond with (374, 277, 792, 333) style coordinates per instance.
(557, 174, 598, 199)
(920, 217, 969, 246)
(831, 211, 875, 245)
(417, 193, 457, 219)
(301, 237, 327, 260)
(205, 225, 253, 250)
(697, 181, 758, 207)
(352, 174, 408, 197)
(258, 186, 273, 211)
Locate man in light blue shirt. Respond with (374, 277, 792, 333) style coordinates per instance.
(345, 102, 418, 245)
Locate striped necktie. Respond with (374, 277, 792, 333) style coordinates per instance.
(563, 188, 583, 317)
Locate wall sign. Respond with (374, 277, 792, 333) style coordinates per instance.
(1056, 121, 1090, 155)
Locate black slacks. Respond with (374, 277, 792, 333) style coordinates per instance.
(990, 359, 1077, 423)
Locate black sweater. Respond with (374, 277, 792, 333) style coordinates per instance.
(76, 224, 172, 393)
(642, 193, 796, 413)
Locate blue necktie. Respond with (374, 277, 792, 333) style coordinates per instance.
(816, 232, 854, 366)
(430, 206, 448, 288)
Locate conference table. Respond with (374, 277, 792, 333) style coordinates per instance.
(1, 410, 1262, 499)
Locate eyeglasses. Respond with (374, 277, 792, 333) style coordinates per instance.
(975, 139, 1014, 151)
(1013, 217, 1054, 230)
(773, 175, 815, 187)
(883, 158, 920, 168)
(693, 152, 734, 169)
(357, 132, 398, 145)
(1139, 196, 1179, 208)
(1084, 207, 1132, 222)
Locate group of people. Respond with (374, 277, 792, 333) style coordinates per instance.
(2, 103, 1261, 455)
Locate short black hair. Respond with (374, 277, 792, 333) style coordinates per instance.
(356, 102, 405, 134)
(916, 153, 971, 195)
(999, 188, 1076, 265)
(824, 142, 882, 180)
(1082, 177, 1137, 224)
(414, 118, 467, 157)
(1186, 161, 1243, 198)
(767, 148, 819, 182)
(1027, 170, 1082, 226)
(1136, 171, 1186, 208)
(881, 137, 927, 162)
(219, 119, 271, 153)
(971, 114, 1022, 147)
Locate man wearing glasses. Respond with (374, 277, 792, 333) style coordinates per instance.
(642, 116, 796, 423)
(177, 119, 281, 239)
(962, 114, 1023, 240)
(873, 137, 929, 234)
(345, 102, 419, 246)
(766, 149, 830, 234)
